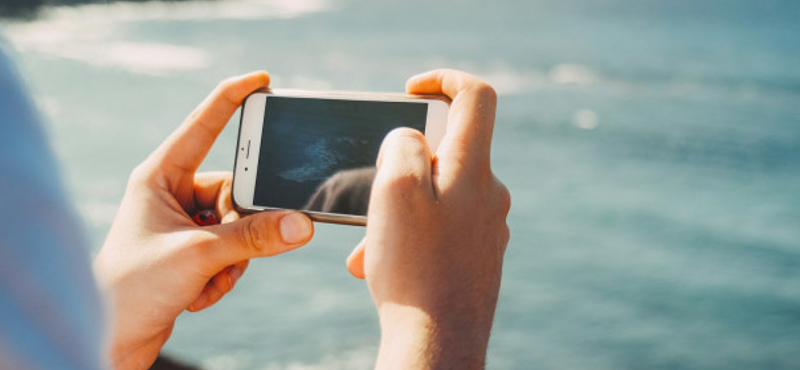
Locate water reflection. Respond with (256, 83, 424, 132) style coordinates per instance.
(0, 0, 330, 19)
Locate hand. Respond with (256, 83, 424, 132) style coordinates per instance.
(346, 70, 511, 369)
(94, 72, 314, 370)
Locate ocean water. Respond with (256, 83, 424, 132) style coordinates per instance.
(3, 0, 800, 368)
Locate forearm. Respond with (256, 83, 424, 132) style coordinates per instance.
(375, 303, 491, 370)
(349, 69, 509, 370)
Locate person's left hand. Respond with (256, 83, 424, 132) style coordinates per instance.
(94, 71, 314, 370)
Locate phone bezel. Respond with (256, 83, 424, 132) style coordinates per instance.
(232, 89, 450, 226)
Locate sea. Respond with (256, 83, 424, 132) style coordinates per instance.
(2, 0, 799, 368)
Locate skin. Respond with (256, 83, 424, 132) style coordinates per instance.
(95, 69, 509, 370)
(94, 71, 315, 370)
(347, 69, 511, 370)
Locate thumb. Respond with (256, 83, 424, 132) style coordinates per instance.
(203, 210, 314, 270)
(346, 237, 367, 279)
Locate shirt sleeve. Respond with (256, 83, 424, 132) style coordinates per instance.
(0, 39, 107, 370)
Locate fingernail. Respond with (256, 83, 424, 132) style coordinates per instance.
(280, 212, 312, 244)
(229, 265, 244, 285)
(347, 237, 366, 261)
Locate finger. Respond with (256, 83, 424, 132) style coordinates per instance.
(187, 262, 248, 312)
(193, 172, 231, 209)
(193, 172, 237, 222)
(405, 69, 497, 171)
(346, 237, 366, 279)
(149, 71, 270, 174)
(198, 210, 314, 271)
(374, 128, 435, 198)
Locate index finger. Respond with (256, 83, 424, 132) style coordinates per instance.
(148, 71, 270, 174)
(405, 69, 497, 171)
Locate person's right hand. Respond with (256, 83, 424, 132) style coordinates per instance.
(346, 69, 511, 369)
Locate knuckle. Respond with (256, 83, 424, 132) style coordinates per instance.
(501, 224, 511, 252)
(457, 164, 493, 190)
(386, 129, 429, 157)
(215, 77, 237, 93)
(387, 127, 426, 144)
(496, 180, 512, 216)
(210, 78, 239, 106)
(473, 82, 498, 103)
(241, 218, 274, 254)
(127, 163, 155, 188)
(374, 170, 423, 193)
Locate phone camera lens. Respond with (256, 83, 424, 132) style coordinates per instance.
(244, 167, 248, 171)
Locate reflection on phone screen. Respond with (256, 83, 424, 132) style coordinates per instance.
(254, 97, 428, 216)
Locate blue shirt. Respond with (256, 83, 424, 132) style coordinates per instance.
(0, 39, 106, 370)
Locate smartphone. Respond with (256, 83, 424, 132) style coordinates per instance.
(232, 89, 450, 226)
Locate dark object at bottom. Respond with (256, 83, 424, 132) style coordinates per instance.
(150, 354, 201, 370)
(192, 209, 220, 226)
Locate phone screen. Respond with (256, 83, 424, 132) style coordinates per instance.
(253, 96, 428, 216)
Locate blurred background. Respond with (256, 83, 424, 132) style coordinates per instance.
(2, 0, 799, 369)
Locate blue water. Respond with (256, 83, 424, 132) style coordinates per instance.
(3, 0, 800, 368)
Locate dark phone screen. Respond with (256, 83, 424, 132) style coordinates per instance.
(253, 96, 428, 216)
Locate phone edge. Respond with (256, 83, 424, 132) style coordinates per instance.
(231, 88, 448, 228)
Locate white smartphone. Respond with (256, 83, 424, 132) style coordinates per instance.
(232, 89, 450, 226)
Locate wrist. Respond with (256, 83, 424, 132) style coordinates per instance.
(107, 332, 168, 370)
(376, 303, 491, 370)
